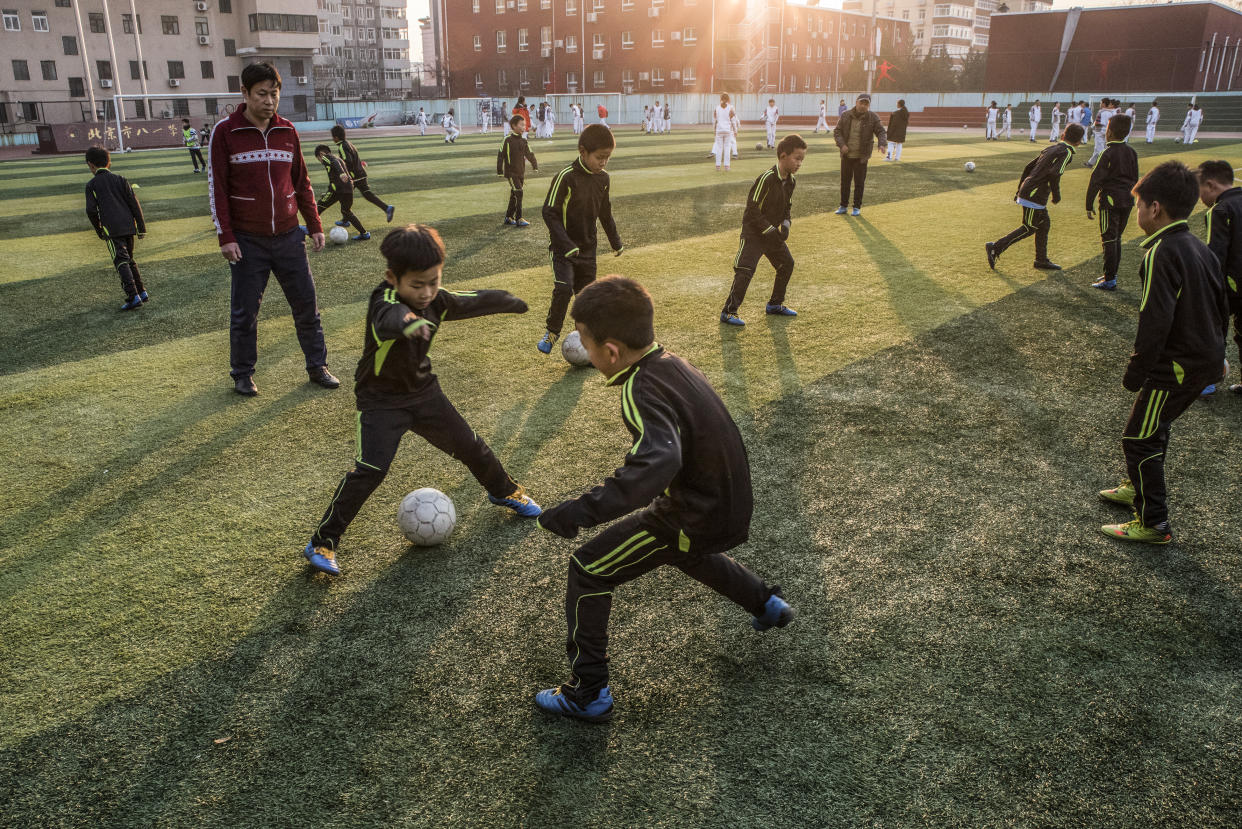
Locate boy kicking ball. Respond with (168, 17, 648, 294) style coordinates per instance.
(535, 277, 794, 722)
(304, 225, 542, 576)
(1097, 162, 1229, 545)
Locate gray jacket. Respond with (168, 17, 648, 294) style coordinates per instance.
(833, 108, 888, 161)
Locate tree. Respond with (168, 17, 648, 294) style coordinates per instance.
(957, 50, 988, 91)
(841, 58, 867, 90)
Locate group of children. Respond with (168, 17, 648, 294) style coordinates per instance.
(642, 101, 672, 134)
(986, 113, 1238, 545)
(990, 99, 1204, 148)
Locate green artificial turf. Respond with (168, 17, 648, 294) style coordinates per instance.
(1, 129, 1240, 827)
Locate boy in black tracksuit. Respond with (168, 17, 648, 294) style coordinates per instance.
(1197, 160, 1242, 394)
(330, 125, 395, 223)
(537, 124, 624, 354)
(1097, 162, 1229, 544)
(84, 146, 148, 311)
(1086, 114, 1140, 290)
(305, 225, 542, 576)
(534, 277, 794, 722)
(497, 114, 538, 227)
(314, 144, 367, 240)
(986, 123, 1085, 272)
(720, 134, 807, 325)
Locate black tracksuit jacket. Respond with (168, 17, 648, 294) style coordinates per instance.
(497, 134, 538, 178)
(1124, 221, 1229, 392)
(354, 282, 528, 410)
(320, 154, 354, 196)
(742, 165, 795, 240)
(1205, 186, 1242, 294)
(1085, 141, 1139, 211)
(543, 346, 753, 552)
(334, 139, 367, 180)
(542, 158, 622, 257)
(85, 168, 145, 239)
(1016, 141, 1076, 206)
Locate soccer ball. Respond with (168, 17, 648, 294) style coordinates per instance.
(328, 225, 349, 245)
(755, 142, 765, 151)
(561, 330, 592, 367)
(397, 487, 456, 546)
(964, 161, 976, 172)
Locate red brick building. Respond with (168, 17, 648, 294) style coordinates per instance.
(984, 1, 1242, 93)
(442, 0, 911, 97)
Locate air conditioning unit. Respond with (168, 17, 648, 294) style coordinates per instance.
(647, 8, 659, 17)
(169, 78, 181, 87)
(671, 31, 680, 40)
(100, 78, 113, 88)
(541, 47, 551, 57)
(295, 75, 308, 84)
(586, 12, 597, 22)
(669, 70, 679, 79)
(554, 39, 563, 47)
(196, 1, 209, 10)
(592, 49, 604, 59)
(638, 71, 649, 80)
(160, 109, 172, 118)
(198, 35, 211, 45)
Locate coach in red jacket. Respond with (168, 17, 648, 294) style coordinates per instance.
(209, 61, 339, 396)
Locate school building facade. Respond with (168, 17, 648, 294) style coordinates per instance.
(440, 0, 913, 97)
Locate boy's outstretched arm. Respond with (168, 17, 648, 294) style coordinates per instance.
(538, 396, 682, 538)
(437, 288, 528, 321)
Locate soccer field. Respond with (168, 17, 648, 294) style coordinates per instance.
(2, 128, 1240, 826)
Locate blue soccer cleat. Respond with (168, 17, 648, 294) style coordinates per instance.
(353, 232, 371, 241)
(1093, 277, 1117, 291)
(535, 685, 614, 722)
(120, 295, 143, 311)
(720, 311, 746, 326)
(304, 541, 341, 576)
(834, 206, 848, 215)
(488, 484, 542, 517)
(851, 207, 861, 217)
(138, 290, 150, 303)
(386, 205, 395, 223)
(537, 330, 558, 354)
(751, 589, 795, 632)
(504, 217, 517, 226)
(516, 219, 531, 228)
(1200, 384, 1217, 398)
(335, 219, 350, 227)
(765, 304, 797, 316)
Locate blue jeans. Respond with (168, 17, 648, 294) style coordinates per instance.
(229, 228, 328, 379)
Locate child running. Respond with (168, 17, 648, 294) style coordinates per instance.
(315, 144, 369, 241)
(497, 114, 539, 227)
(534, 276, 795, 722)
(536, 124, 623, 354)
(1085, 114, 1138, 291)
(84, 146, 149, 311)
(331, 125, 395, 224)
(985, 123, 1085, 272)
(720, 134, 807, 325)
(1097, 162, 1229, 544)
(304, 225, 542, 576)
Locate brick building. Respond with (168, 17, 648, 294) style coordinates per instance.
(443, 0, 912, 97)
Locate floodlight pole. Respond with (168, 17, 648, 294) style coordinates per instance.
(129, 0, 148, 99)
(866, 0, 877, 94)
(70, 0, 99, 122)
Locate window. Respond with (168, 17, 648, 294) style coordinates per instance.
(474, 71, 482, 87)
(593, 69, 605, 87)
(201, 60, 214, 79)
(567, 70, 578, 89)
(195, 18, 209, 37)
(473, 33, 481, 50)
(227, 75, 241, 93)
(168, 61, 185, 79)
(565, 33, 576, 52)
(224, 39, 236, 56)
(496, 30, 506, 51)
(902, 10, 909, 19)
(90, 12, 106, 32)
(219, 0, 231, 12)
(542, 66, 550, 86)
(621, 0, 633, 8)
(248, 14, 317, 33)
(683, 26, 696, 45)
(32, 11, 48, 32)
(21, 102, 38, 120)
(652, 0, 665, 7)
(651, 29, 663, 47)
(518, 28, 528, 51)
(495, 0, 504, 12)
(790, 43, 797, 60)
(41, 60, 56, 80)
(123, 13, 141, 34)
(12, 59, 29, 80)
(497, 68, 507, 87)
(651, 66, 664, 86)
(592, 32, 604, 48)
(290, 59, 304, 76)
(566, 0, 577, 14)
(55, 0, 71, 6)
(161, 16, 179, 35)
(621, 30, 633, 49)
(518, 0, 527, 9)
(541, 0, 550, 8)
(592, 0, 604, 11)
(69, 76, 84, 97)
(520, 67, 529, 87)
(541, 25, 551, 46)
(342, 5, 350, 17)
(96, 60, 111, 80)
(622, 68, 633, 85)
(682, 64, 695, 82)
(171, 98, 189, 117)
(62, 35, 78, 55)
(4, 9, 20, 31)
(129, 60, 147, 80)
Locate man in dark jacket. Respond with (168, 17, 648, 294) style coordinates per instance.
(832, 93, 887, 216)
(885, 100, 909, 161)
(209, 61, 337, 397)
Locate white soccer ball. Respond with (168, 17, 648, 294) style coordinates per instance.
(397, 487, 456, 546)
(754, 142, 765, 151)
(964, 161, 976, 172)
(328, 225, 349, 245)
(561, 330, 592, 367)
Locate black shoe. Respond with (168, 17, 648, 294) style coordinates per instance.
(1229, 384, 1242, 395)
(309, 367, 340, 389)
(1033, 260, 1062, 271)
(234, 376, 258, 396)
(985, 242, 997, 270)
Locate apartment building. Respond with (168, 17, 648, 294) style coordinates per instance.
(844, 0, 1051, 61)
(312, 0, 413, 99)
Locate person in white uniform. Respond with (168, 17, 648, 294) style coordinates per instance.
(1145, 101, 1159, 143)
(1186, 104, 1204, 144)
(1123, 103, 1135, 142)
(712, 93, 738, 171)
(986, 101, 999, 140)
(1048, 103, 1064, 142)
(1028, 100, 1042, 142)
(1178, 104, 1193, 143)
(480, 101, 491, 133)
(572, 103, 584, 134)
(815, 99, 829, 133)
(416, 108, 428, 136)
(1001, 105, 1013, 139)
(764, 99, 780, 148)
(443, 109, 459, 143)
(1085, 98, 1115, 166)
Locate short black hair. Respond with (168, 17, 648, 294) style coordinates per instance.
(1107, 114, 1132, 139)
(1197, 160, 1235, 187)
(241, 61, 281, 91)
(330, 124, 346, 141)
(571, 276, 653, 350)
(776, 134, 807, 157)
(509, 114, 524, 129)
(579, 123, 615, 154)
(314, 143, 332, 157)
(1133, 161, 1199, 220)
(1063, 123, 1085, 143)
(182, 118, 190, 125)
(381, 224, 446, 276)
(85, 146, 109, 167)
(897, 99, 905, 107)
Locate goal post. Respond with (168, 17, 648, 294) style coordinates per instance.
(109, 90, 240, 152)
(547, 92, 621, 126)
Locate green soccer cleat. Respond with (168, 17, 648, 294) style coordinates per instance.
(1098, 481, 1135, 506)
(1100, 517, 1172, 545)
